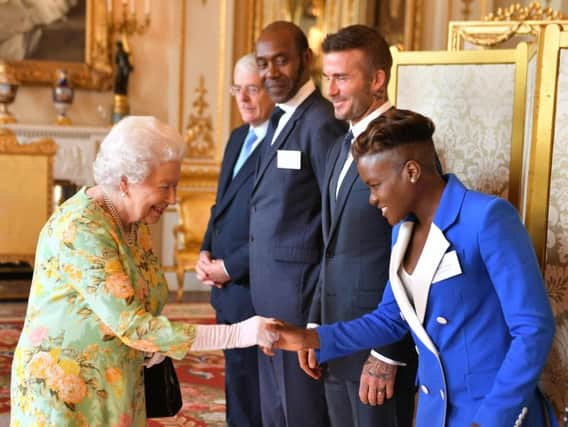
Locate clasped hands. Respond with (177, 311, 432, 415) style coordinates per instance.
(195, 251, 230, 288)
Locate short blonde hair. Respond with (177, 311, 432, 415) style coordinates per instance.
(93, 116, 186, 189)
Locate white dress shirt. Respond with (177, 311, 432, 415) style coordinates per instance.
(335, 101, 392, 198)
(270, 80, 317, 145)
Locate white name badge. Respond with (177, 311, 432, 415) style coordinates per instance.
(432, 250, 462, 284)
(277, 150, 301, 170)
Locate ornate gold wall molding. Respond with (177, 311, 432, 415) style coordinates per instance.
(448, 19, 568, 50)
(184, 75, 215, 159)
(484, 1, 566, 21)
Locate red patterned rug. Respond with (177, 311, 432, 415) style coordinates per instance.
(0, 302, 226, 427)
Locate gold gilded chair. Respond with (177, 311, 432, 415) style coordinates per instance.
(173, 192, 215, 302)
(0, 129, 56, 269)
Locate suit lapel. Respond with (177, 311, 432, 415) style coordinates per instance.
(412, 224, 450, 323)
(213, 147, 259, 221)
(328, 162, 358, 240)
(322, 140, 342, 240)
(252, 91, 319, 193)
(218, 126, 248, 199)
(389, 221, 439, 357)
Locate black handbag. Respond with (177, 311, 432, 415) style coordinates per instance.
(144, 356, 183, 418)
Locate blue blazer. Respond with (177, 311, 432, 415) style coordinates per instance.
(249, 89, 346, 324)
(201, 124, 259, 322)
(317, 174, 556, 427)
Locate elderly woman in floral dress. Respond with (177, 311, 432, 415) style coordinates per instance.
(10, 116, 277, 427)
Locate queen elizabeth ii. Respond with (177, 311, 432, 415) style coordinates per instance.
(10, 116, 277, 426)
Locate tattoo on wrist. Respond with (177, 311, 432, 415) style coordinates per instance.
(363, 359, 394, 380)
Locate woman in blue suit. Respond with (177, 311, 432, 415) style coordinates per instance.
(269, 109, 557, 427)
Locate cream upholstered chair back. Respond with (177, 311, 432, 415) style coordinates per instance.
(389, 44, 532, 213)
(0, 130, 56, 267)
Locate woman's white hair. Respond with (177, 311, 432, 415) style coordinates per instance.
(93, 116, 186, 189)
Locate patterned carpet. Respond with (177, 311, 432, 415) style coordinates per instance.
(0, 301, 226, 427)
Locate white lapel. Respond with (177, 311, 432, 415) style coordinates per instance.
(389, 221, 439, 357)
(411, 224, 450, 323)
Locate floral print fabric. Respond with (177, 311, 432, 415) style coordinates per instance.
(10, 188, 196, 426)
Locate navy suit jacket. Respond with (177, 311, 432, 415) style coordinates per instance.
(201, 124, 259, 322)
(249, 89, 347, 324)
(317, 175, 556, 427)
(308, 135, 417, 380)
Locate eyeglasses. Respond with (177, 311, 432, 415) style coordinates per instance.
(229, 84, 262, 97)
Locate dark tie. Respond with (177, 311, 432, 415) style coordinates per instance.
(329, 130, 353, 218)
(232, 127, 257, 178)
(260, 107, 285, 160)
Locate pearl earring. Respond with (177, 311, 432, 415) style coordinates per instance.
(120, 191, 126, 198)
(410, 178, 416, 184)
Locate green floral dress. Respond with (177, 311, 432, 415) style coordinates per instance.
(10, 188, 196, 427)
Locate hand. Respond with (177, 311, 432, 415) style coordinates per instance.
(144, 352, 166, 368)
(266, 320, 320, 352)
(195, 252, 229, 288)
(359, 356, 398, 406)
(297, 349, 322, 380)
(236, 316, 280, 348)
(195, 251, 213, 283)
(207, 259, 230, 286)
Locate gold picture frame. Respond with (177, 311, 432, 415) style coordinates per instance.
(4, 0, 113, 90)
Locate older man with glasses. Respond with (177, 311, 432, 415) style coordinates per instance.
(195, 53, 274, 427)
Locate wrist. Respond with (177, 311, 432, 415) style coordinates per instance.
(304, 328, 320, 349)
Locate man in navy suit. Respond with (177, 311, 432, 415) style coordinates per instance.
(196, 53, 274, 427)
(249, 21, 346, 427)
(305, 26, 417, 427)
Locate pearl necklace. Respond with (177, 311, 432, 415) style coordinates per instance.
(102, 191, 137, 246)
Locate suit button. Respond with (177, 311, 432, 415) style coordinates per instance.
(420, 385, 429, 395)
(214, 228, 220, 236)
(326, 251, 333, 258)
(436, 316, 448, 325)
(250, 235, 254, 242)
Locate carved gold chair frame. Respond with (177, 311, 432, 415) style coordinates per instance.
(448, 2, 567, 51)
(0, 130, 56, 266)
(7, 0, 113, 90)
(523, 23, 568, 419)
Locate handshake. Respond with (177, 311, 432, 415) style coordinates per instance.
(187, 315, 321, 354)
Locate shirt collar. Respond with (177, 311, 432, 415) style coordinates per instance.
(277, 80, 316, 115)
(250, 119, 269, 140)
(350, 101, 393, 141)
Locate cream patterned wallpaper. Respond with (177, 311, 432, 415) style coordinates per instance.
(541, 48, 568, 414)
(396, 63, 515, 199)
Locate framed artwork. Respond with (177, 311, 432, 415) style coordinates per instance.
(256, 0, 423, 51)
(0, 0, 113, 90)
